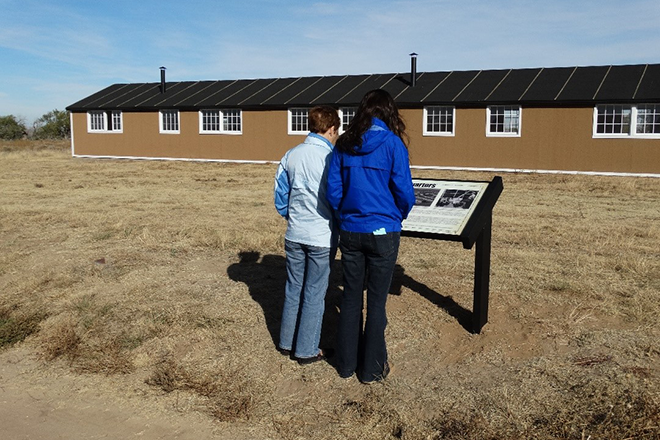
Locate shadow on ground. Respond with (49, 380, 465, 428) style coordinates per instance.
(227, 252, 474, 355)
(226, 251, 343, 352)
(390, 265, 473, 332)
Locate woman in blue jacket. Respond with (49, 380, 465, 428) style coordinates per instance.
(326, 89, 415, 383)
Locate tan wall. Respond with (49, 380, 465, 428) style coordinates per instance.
(72, 111, 305, 162)
(401, 107, 660, 174)
(72, 108, 660, 174)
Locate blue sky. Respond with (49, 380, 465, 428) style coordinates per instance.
(1, 0, 660, 124)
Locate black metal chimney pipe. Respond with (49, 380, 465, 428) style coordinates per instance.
(410, 53, 417, 87)
(160, 66, 166, 93)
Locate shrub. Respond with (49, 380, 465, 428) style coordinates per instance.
(32, 109, 70, 139)
(0, 115, 28, 140)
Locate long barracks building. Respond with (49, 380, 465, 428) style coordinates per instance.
(67, 60, 660, 177)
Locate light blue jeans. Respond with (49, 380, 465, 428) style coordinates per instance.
(279, 240, 332, 359)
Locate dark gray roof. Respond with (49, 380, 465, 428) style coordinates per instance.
(67, 63, 660, 112)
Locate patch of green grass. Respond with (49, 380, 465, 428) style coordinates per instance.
(0, 308, 47, 348)
(93, 230, 115, 241)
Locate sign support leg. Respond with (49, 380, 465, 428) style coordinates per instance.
(472, 212, 492, 334)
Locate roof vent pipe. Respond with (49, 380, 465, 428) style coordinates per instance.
(159, 66, 166, 93)
(410, 53, 417, 87)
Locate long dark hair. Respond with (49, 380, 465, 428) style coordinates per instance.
(335, 89, 408, 154)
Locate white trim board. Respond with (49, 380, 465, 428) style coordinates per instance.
(69, 113, 75, 155)
(71, 153, 277, 165)
(409, 165, 660, 179)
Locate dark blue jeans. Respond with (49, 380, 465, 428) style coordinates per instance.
(337, 230, 400, 382)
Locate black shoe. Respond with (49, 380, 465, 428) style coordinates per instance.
(296, 348, 334, 365)
(381, 362, 391, 380)
(277, 347, 291, 357)
(360, 362, 391, 384)
(338, 370, 354, 379)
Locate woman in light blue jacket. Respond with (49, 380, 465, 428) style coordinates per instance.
(274, 106, 339, 364)
(327, 90, 415, 383)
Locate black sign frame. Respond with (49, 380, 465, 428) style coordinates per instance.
(401, 176, 503, 333)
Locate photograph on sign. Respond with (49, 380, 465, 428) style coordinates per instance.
(402, 179, 489, 236)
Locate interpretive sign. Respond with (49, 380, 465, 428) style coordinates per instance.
(401, 176, 503, 334)
(403, 179, 489, 236)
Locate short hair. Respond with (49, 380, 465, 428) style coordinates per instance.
(308, 106, 340, 134)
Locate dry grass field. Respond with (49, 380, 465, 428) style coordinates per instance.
(1, 139, 659, 439)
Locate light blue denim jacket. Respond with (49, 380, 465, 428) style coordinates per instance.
(274, 133, 337, 248)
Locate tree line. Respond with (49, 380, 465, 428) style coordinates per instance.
(0, 110, 70, 140)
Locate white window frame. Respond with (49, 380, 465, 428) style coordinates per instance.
(593, 104, 660, 139)
(199, 109, 221, 133)
(199, 109, 243, 135)
(288, 108, 309, 135)
(487, 106, 521, 137)
(222, 109, 242, 134)
(634, 104, 660, 137)
(339, 107, 357, 133)
(110, 111, 122, 132)
(159, 110, 180, 134)
(88, 111, 105, 132)
(423, 106, 455, 136)
(87, 110, 123, 133)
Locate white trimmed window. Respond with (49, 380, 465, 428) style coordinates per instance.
(111, 111, 122, 131)
(199, 109, 242, 134)
(223, 109, 242, 133)
(89, 111, 105, 131)
(594, 105, 631, 136)
(160, 110, 180, 134)
(339, 107, 357, 133)
(487, 106, 521, 137)
(200, 109, 220, 132)
(87, 110, 122, 133)
(635, 105, 660, 135)
(423, 106, 455, 136)
(594, 104, 660, 138)
(288, 108, 309, 135)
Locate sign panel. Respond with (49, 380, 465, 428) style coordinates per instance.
(402, 179, 489, 236)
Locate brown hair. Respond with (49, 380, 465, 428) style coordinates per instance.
(308, 106, 340, 134)
(335, 89, 408, 153)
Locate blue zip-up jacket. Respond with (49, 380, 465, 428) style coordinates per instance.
(274, 133, 336, 248)
(326, 118, 415, 233)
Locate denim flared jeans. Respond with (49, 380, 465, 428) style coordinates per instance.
(279, 239, 332, 359)
(337, 230, 400, 382)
